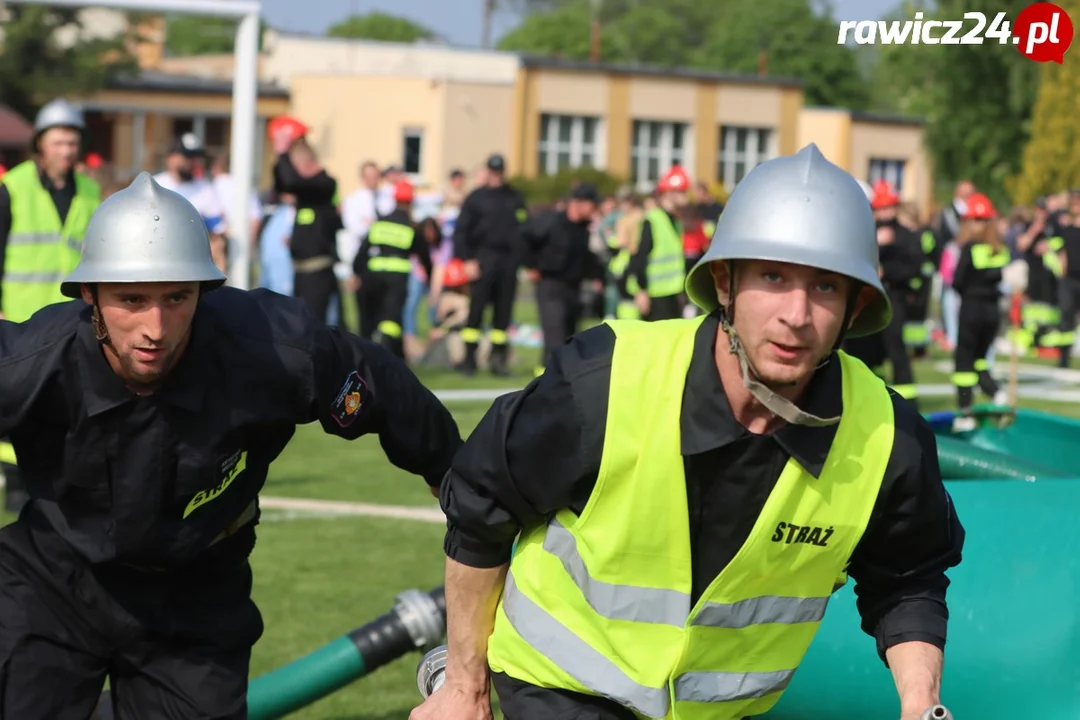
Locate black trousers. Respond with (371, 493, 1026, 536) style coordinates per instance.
(293, 267, 338, 326)
(494, 673, 750, 720)
(1057, 276, 1080, 366)
(1, 456, 24, 515)
(646, 294, 682, 322)
(844, 288, 916, 401)
(536, 278, 581, 369)
(0, 516, 262, 720)
(954, 296, 1001, 409)
(465, 254, 518, 344)
(357, 272, 409, 359)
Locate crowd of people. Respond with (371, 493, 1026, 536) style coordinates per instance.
(6, 102, 1080, 424)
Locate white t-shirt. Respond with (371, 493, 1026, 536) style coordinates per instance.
(154, 171, 228, 235)
(212, 173, 263, 237)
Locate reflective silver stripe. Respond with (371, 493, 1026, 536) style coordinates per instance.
(66, 236, 82, 252)
(502, 570, 671, 719)
(545, 520, 829, 631)
(3, 272, 66, 283)
(693, 595, 829, 630)
(544, 519, 690, 626)
(6, 232, 62, 246)
(673, 668, 794, 703)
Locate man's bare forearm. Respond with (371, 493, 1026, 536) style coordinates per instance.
(886, 641, 943, 716)
(443, 557, 509, 691)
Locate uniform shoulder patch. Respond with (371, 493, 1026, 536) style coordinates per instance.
(331, 370, 368, 427)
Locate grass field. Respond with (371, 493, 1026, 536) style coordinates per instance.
(3, 307, 1080, 718)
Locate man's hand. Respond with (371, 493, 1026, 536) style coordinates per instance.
(524, 268, 540, 283)
(634, 290, 651, 317)
(463, 260, 480, 281)
(429, 484, 441, 499)
(886, 641, 943, 720)
(409, 681, 493, 720)
(877, 225, 896, 246)
(348, 275, 361, 293)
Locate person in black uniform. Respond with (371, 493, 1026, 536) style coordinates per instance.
(274, 138, 342, 324)
(950, 193, 1008, 428)
(1053, 190, 1080, 368)
(521, 183, 601, 375)
(844, 180, 923, 406)
(453, 153, 528, 376)
(1015, 197, 1066, 358)
(0, 173, 462, 720)
(352, 179, 432, 359)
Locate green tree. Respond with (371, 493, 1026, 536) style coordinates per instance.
(0, 5, 138, 121)
(326, 11, 436, 43)
(498, 0, 870, 108)
(690, 0, 869, 108)
(163, 15, 268, 57)
(1008, 0, 1080, 204)
(868, 0, 1040, 206)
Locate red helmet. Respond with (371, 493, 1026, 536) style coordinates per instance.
(393, 179, 414, 203)
(964, 192, 997, 220)
(443, 258, 469, 288)
(268, 115, 308, 145)
(657, 165, 691, 193)
(870, 179, 899, 210)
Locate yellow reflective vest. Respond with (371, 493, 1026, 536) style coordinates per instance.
(488, 315, 894, 720)
(644, 207, 686, 298)
(2, 160, 100, 322)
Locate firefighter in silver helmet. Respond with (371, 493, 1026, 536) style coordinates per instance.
(412, 144, 962, 720)
(0, 172, 461, 719)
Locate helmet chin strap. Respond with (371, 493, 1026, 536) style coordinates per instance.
(719, 263, 842, 428)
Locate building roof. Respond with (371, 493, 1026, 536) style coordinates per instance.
(804, 105, 924, 126)
(519, 55, 804, 89)
(0, 105, 33, 147)
(107, 70, 289, 98)
(848, 109, 924, 126)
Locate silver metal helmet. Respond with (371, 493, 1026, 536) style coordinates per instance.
(33, 98, 86, 137)
(684, 143, 890, 338)
(60, 172, 227, 298)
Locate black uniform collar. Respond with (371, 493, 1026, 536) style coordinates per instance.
(36, 163, 75, 191)
(76, 299, 216, 416)
(680, 311, 843, 477)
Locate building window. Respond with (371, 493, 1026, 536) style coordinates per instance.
(537, 114, 600, 175)
(402, 128, 424, 176)
(869, 158, 905, 193)
(630, 120, 688, 191)
(717, 126, 773, 189)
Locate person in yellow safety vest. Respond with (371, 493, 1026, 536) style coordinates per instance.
(625, 165, 690, 321)
(607, 193, 646, 320)
(0, 98, 101, 514)
(351, 179, 432, 360)
(949, 193, 1009, 431)
(410, 144, 963, 720)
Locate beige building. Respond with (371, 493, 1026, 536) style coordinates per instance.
(34, 17, 931, 208)
(260, 31, 520, 198)
(799, 107, 932, 216)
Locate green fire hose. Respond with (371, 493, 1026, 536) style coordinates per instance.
(935, 434, 1071, 480)
(91, 587, 446, 720)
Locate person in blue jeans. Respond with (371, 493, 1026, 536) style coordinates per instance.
(403, 217, 447, 355)
(259, 193, 296, 296)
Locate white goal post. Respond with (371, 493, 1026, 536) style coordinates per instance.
(9, 0, 262, 290)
